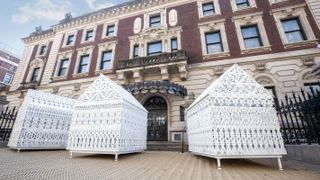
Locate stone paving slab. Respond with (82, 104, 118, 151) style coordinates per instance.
(0, 148, 320, 180)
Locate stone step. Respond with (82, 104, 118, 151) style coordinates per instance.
(147, 141, 188, 152)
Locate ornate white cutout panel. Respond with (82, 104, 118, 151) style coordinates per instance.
(67, 75, 148, 155)
(186, 64, 286, 158)
(8, 90, 75, 150)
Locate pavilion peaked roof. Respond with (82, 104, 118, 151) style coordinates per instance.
(79, 74, 146, 111)
(188, 64, 272, 109)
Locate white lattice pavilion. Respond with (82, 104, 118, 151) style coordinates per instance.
(186, 64, 287, 170)
(8, 90, 75, 150)
(67, 75, 148, 161)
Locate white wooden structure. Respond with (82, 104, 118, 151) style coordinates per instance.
(8, 90, 75, 150)
(186, 64, 287, 170)
(67, 75, 148, 161)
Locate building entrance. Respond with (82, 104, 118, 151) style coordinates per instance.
(143, 96, 168, 141)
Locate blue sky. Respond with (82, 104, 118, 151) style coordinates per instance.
(0, 0, 130, 57)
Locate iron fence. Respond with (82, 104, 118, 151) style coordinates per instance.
(275, 83, 320, 145)
(0, 107, 17, 143)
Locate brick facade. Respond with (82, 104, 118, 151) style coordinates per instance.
(5, 0, 320, 142)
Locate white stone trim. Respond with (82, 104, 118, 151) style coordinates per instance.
(133, 17, 143, 34)
(198, 19, 230, 60)
(41, 34, 64, 85)
(189, 48, 320, 68)
(230, 0, 256, 12)
(271, 4, 318, 48)
(101, 20, 119, 40)
(95, 41, 117, 74)
(73, 46, 94, 77)
(197, 0, 221, 18)
(168, 9, 178, 26)
(233, 12, 271, 54)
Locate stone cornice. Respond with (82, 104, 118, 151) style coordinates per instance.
(22, 29, 55, 44)
(23, 0, 193, 44)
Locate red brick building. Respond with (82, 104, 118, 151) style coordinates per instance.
(0, 48, 20, 86)
(6, 0, 320, 142)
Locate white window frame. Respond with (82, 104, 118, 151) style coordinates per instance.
(143, 9, 167, 29)
(271, 4, 317, 48)
(95, 41, 116, 74)
(81, 27, 96, 43)
(73, 46, 94, 77)
(231, 0, 256, 12)
(197, 0, 221, 18)
(199, 19, 230, 59)
(102, 20, 119, 39)
(62, 31, 77, 48)
(233, 12, 271, 54)
(53, 50, 73, 79)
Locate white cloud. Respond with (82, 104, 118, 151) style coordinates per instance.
(85, 0, 115, 10)
(12, 0, 72, 24)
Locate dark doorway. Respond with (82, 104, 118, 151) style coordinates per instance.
(143, 96, 168, 141)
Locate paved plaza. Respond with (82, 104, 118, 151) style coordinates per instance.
(0, 148, 320, 180)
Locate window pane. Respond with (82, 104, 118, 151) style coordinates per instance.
(102, 52, 112, 61)
(202, 3, 215, 16)
(100, 51, 112, 70)
(67, 35, 74, 45)
(202, 3, 214, 11)
(85, 30, 93, 40)
(244, 38, 261, 48)
(236, 0, 249, 8)
(171, 38, 178, 52)
(61, 59, 69, 68)
(150, 16, 161, 23)
(206, 33, 221, 44)
(79, 55, 89, 73)
(241, 26, 258, 38)
(207, 44, 223, 53)
(148, 42, 162, 55)
(282, 19, 300, 32)
(133, 45, 139, 57)
(31, 68, 40, 82)
(58, 59, 68, 76)
(107, 25, 115, 36)
(150, 15, 161, 27)
(286, 31, 304, 43)
(39, 46, 46, 55)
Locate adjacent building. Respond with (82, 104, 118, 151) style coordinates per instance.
(0, 48, 20, 87)
(0, 48, 20, 111)
(6, 0, 320, 142)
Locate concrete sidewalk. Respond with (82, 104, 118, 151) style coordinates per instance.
(0, 148, 319, 180)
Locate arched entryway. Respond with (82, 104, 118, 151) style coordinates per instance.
(143, 96, 168, 141)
